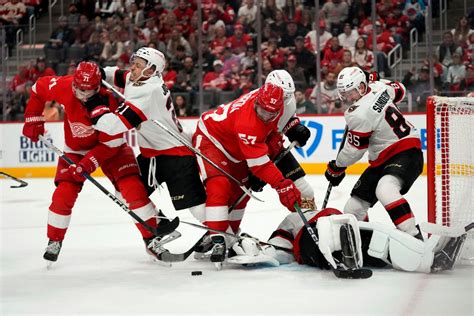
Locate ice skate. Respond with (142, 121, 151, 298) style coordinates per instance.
(193, 233, 213, 261)
(44, 240, 62, 267)
(210, 234, 226, 270)
(144, 231, 181, 266)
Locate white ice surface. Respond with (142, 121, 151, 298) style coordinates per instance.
(1, 175, 473, 316)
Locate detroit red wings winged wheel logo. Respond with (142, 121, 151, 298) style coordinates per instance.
(69, 121, 95, 138)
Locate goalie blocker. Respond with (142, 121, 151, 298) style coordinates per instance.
(230, 209, 468, 273)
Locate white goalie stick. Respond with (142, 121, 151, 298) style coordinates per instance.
(154, 216, 294, 262)
(39, 135, 179, 237)
(293, 203, 373, 279)
(420, 222, 474, 237)
(0, 171, 28, 188)
(100, 79, 262, 203)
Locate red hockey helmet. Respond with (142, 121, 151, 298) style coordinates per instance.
(74, 61, 101, 91)
(255, 83, 284, 123)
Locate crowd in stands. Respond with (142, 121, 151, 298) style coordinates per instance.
(2, 0, 473, 120)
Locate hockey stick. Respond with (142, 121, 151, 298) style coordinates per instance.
(420, 222, 474, 237)
(38, 135, 179, 237)
(154, 215, 293, 262)
(293, 203, 373, 279)
(0, 172, 28, 188)
(100, 79, 262, 203)
(321, 127, 348, 210)
(228, 141, 298, 213)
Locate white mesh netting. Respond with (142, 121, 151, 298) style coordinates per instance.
(430, 96, 473, 263)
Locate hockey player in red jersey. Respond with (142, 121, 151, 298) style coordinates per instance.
(192, 83, 302, 263)
(324, 66, 424, 239)
(22, 62, 168, 264)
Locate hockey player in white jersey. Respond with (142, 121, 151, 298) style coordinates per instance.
(325, 66, 423, 238)
(228, 209, 469, 273)
(89, 47, 207, 257)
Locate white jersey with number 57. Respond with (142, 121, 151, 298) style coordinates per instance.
(336, 81, 421, 168)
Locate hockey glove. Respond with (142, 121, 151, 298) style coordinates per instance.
(23, 113, 45, 142)
(274, 178, 301, 212)
(266, 131, 284, 160)
(68, 156, 98, 182)
(325, 160, 346, 186)
(248, 173, 266, 192)
(283, 118, 310, 148)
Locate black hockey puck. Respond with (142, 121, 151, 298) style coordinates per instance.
(191, 271, 202, 276)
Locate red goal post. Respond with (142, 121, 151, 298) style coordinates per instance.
(426, 96, 473, 262)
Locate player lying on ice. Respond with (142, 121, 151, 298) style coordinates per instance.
(226, 208, 469, 274)
(22, 62, 177, 264)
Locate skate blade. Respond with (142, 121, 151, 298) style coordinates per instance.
(45, 260, 55, 269)
(214, 262, 223, 270)
(148, 255, 172, 267)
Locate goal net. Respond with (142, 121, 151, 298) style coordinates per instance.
(427, 96, 473, 264)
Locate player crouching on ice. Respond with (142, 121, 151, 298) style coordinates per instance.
(227, 209, 469, 274)
(22, 62, 174, 265)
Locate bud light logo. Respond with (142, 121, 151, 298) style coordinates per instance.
(295, 120, 323, 158)
(19, 137, 55, 163)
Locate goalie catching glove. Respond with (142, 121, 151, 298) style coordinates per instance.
(228, 236, 280, 266)
(325, 160, 346, 186)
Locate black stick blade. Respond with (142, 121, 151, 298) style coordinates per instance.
(332, 267, 373, 279)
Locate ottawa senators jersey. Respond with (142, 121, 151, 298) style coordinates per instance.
(26, 75, 123, 153)
(336, 81, 421, 168)
(199, 89, 282, 164)
(94, 67, 192, 158)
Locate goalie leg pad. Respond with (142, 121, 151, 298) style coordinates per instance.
(228, 238, 280, 266)
(359, 222, 432, 272)
(316, 214, 363, 269)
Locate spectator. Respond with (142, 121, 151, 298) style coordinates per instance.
(228, 63, 243, 91)
(226, 24, 252, 54)
(202, 12, 225, 42)
(353, 37, 374, 71)
(263, 38, 285, 69)
(203, 59, 229, 91)
(338, 23, 359, 50)
(173, 0, 193, 27)
(10, 64, 31, 94)
(286, 54, 307, 88)
(30, 57, 56, 82)
(214, 0, 235, 25)
(280, 20, 301, 48)
(293, 35, 316, 82)
(95, 0, 121, 19)
(67, 3, 80, 27)
(66, 62, 76, 75)
(234, 71, 256, 98)
(209, 23, 227, 56)
(402, 66, 440, 111)
(222, 46, 241, 76)
(44, 16, 76, 62)
(310, 71, 339, 113)
(100, 31, 124, 65)
(142, 19, 159, 44)
(262, 0, 278, 20)
(167, 26, 192, 59)
(322, 37, 345, 70)
(176, 56, 198, 92)
(299, 10, 313, 34)
(271, 9, 287, 38)
(436, 31, 463, 68)
(451, 16, 474, 47)
(74, 15, 94, 46)
(321, 0, 349, 35)
(128, 2, 145, 28)
(240, 45, 257, 71)
(163, 63, 178, 90)
(334, 49, 356, 74)
(174, 95, 192, 117)
(43, 101, 62, 121)
(201, 40, 217, 72)
(305, 20, 332, 54)
(261, 57, 274, 82)
(168, 45, 187, 72)
(85, 31, 104, 62)
(459, 64, 474, 94)
(446, 53, 466, 90)
(295, 89, 316, 114)
(367, 21, 396, 54)
(237, 0, 258, 26)
(283, 0, 303, 23)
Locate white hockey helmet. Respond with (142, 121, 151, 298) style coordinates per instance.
(336, 66, 367, 103)
(265, 69, 295, 99)
(131, 47, 166, 78)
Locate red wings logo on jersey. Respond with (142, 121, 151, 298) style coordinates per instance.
(69, 121, 96, 138)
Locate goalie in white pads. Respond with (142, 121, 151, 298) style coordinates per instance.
(229, 209, 468, 273)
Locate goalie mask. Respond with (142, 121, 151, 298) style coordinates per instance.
(265, 69, 296, 99)
(336, 67, 367, 103)
(254, 83, 284, 123)
(72, 61, 101, 102)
